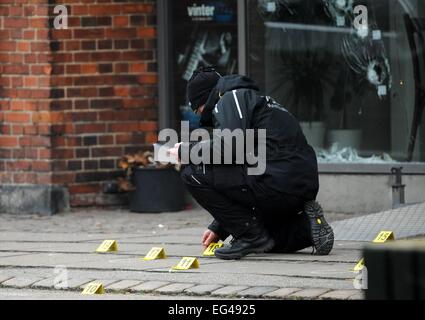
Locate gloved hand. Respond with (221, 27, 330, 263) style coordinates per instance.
(202, 229, 219, 249)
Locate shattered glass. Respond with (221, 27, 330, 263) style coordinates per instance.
(318, 143, 397, 163)
(341, 32, 392, 98)
(257, 0, 299, 19)
(248, 0, 425, 163)
(323, 0, 355, 26)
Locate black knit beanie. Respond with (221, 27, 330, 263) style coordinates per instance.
(187, 66, 221, 111)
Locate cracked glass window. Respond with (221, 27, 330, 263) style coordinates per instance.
(248, 0, 425, 163)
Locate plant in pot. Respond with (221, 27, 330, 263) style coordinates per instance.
(117, 151, 186, 213)
(328, 66, 364, 151)
(260, 0, 337, 150)
(273, 48, 336, 150)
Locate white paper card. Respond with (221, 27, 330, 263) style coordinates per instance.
(267, 2, 276, 12)
(372, 30, 382, 40)
(153, 143, 179, 164)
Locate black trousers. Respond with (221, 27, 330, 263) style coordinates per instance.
(181, 164, 313, 253)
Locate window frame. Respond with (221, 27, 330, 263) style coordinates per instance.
(158, 0, 425, 174)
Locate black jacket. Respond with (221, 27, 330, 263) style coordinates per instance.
(182, 74, 319, 201)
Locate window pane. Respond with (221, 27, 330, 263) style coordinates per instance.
(171, 0, 239, 130)
(247, 0, 425, 163)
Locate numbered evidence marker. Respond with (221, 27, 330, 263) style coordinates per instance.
(171, 257, 199, 271)
(96, 240, 118, 253)
(352, 231, 395, 271)
(143, 247, 166, 261)
(81, 282, 105, 295)
(373, 231, 395, 243)
(202, 242, 223, 256)
(352, 257, 365, 272)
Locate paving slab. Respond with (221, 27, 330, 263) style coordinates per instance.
(211, 286, 250, 297)
(31, 277, 78, 290)
(289, 288, 331, 299)
(0, 267, 56, 280)
(155, 283, 196, 294)
(0, 266, 356, 290)
(130, 281, 171, 293)
(0, 288, 224, 300)
(236, 286, 280, 298)
(332, 202, 425, 241)
(2, 276, 44, 288)
(0, 241, 362, 263)
(0, 207, 379, 299)
(32, 277, 59, 289)
(0, 232, 145, 243)
(0, 252, 223, 272)
(242, 249, 362, 263)
(63, 278, 94, 290)
(84, 235, 202, 245)
(0, 252, 33, 258)
(151, 260, 355, 280)
(0, 275, 14, 284)
(348, 292, 365, 300)
(319, 290, 359, 300)
(79, 279, 120, 290)
(105, 280, 143, 291)
(263, 288, 302, 299)
(169, 228, 208, 236)
(184, 284, 224, 296)
(0, 241, 214, 258)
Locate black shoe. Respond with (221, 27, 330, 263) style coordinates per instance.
(214, 231, 275, 260)
(304, 200, 334, 255)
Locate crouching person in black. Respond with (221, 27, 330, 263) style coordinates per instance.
(169, 67, 334, 260)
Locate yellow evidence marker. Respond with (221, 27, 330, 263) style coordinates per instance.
(352, 257, 365, 272)
(373, 231, 395, 243)
(202, 242, 223, 256)
(143, 247, 166, 260)
(351, 231, 395, 271)
(96, 240, 118, 253)
(81, 282, 105, 295)
(171, 257, 199, 271)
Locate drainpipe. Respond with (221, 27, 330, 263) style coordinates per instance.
(391, 167, 406, 209)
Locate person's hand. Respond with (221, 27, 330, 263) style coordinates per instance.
(202, 229, 219, 249)
(167, 142, 182, 163)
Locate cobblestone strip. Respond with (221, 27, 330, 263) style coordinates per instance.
(129, 281, 171, 293)
(79, 279, 120, 290)
(0, 278, 365, 300)
(319, 290, 361, 300)
(0, 275, 14, 284)
(2, 276, 44, 288)
(62, 278, 94, 290)
(263, 288, 302, 299)
(236, 286, 280, 298)
(105, 280, 143, 292)
(288, 288, 332, 299)
(155, 283, 196, 294)
(184, 284, 224, 296)
(211, 286, 250, 297)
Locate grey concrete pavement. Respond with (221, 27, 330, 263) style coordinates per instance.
(0, 207, 367, 300)
(0, 288, 222, 300)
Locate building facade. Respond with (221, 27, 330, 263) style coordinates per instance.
(1, 0, 424, 215)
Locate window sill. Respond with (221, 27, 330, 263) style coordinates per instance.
(318, 163, 425, 175)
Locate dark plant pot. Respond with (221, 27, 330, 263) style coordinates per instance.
(129, 167, 186, 213)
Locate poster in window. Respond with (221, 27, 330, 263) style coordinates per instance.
(171, 0, 238, 129)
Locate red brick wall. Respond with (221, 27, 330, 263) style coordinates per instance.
(0, 0, 159, 207)
(0, 0, 54, 186)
